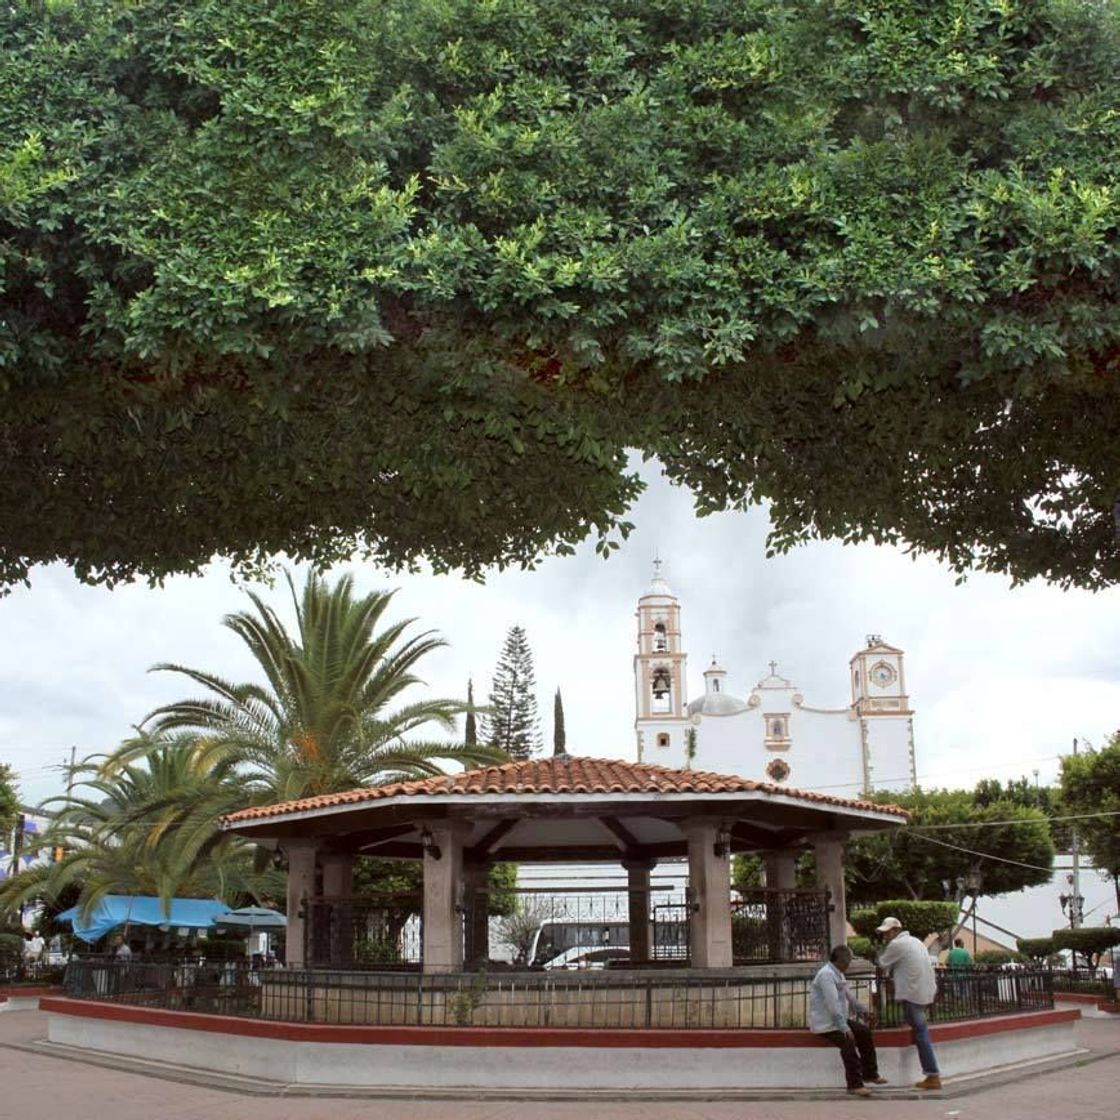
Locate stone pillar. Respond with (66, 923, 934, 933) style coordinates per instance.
(623, 857, 656, 964)
(684, 821, 733, 968)
(321, 852, 354, 966)
(321, 852, 353, 898)
(422, 822, 469, 974)
(813, 831, 850, 951)
(763, 851, 798, 890)
(462, 862, 490, 968)
(283, 839, 319, 969)
(763, 850, 798, 962)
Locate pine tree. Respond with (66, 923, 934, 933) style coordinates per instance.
(465, 678, 478, 747)
(553, 688, 567, 756)
(482, 627, 542, 759)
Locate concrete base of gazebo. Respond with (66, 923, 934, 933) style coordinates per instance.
(41, 997, 1082, 1095)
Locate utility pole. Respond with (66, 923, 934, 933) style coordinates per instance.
(1069, 737, 1084, 929)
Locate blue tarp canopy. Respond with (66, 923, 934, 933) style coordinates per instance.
(56, 895, 231, 943)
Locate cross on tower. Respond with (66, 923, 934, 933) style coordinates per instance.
(769, 660, 778, 675)
(652, 555, 663, 580)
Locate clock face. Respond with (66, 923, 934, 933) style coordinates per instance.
(870, 662, 896, 688)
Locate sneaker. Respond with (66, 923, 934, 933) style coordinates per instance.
(915, 1075, 942, 1090)
(847, 1087, 873, 1097)
(867, 1076, 889, 1085)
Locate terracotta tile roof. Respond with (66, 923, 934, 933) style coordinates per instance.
(221, 756, 908, 825)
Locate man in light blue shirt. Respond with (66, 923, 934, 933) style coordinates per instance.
(809, 944, 887, 1097)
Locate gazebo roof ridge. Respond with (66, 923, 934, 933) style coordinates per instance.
(220, 754, 909, 825)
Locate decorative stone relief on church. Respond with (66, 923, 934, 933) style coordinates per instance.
(766, 758, 791, 782)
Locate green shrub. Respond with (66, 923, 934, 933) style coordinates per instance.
(1016, 937, 1056, 960)
(974, 950, 1025, 966)
(0, 932, 24, 971)
(1052, 927, 1120, 969)
(848, 909, 880, 939)
(357, 936, 401, 965)
(848, 936, 875, 962)
(849, 900, 958, 942)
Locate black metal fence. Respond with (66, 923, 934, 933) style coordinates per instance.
(731, 890, 830, 964)
(1049, 967, 1116, 999)
(874, 967, 1054, 1026)
(61, 959, 1054, 1030)
(0, 959, 67, 986)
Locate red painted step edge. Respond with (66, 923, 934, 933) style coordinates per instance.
(0, 987, 64, 999)
(38, 997, 1079, 1049)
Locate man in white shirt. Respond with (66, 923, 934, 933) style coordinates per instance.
(809, 944, 888, 1097)
(876, 916, 942, 1090)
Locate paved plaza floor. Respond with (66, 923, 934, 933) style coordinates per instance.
(0, 1007, 1116, 1120)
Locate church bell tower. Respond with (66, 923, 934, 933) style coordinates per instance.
(634, 560, 688, 762)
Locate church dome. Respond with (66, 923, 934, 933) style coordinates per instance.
(688, 692, 749, 717)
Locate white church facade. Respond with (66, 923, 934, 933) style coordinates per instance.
(633, 565, 917, 796)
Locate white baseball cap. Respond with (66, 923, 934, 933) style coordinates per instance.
(875, 916, 903, 933)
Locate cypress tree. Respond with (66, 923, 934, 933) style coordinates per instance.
(553, 688, 567, 756)
(465, 678, 478, 747)
(482, 626, 542, 759)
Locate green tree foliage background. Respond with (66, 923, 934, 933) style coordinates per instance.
(1059, 734, 1120, 913)
(3, 1, 1120, 590)
(552, 688, 566, 756)
(482, 626, 542, 759)
(0, 764, 19, 839)
(845, 787, 1055, 906)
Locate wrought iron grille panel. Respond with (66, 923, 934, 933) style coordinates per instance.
(731, 889, 830, 964)
(303, 894, 422, 969)
(651, 901, 691, 962)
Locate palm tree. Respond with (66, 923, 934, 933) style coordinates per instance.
(0, 737, 280, 919)
(138, 569, 506, 804)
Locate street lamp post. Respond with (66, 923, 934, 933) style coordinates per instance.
(1059, 876, 1085, 929)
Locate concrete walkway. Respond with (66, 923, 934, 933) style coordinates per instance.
(0, 1007, 1116, 1120)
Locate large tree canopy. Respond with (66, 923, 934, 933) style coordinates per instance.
(845, 787, 1055, 905)
(1059, 734, 1120, 911)
(4, 0, 1120, 589)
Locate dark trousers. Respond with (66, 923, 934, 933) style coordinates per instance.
(820, 1019, 880, 1089)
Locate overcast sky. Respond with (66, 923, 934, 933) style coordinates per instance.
(3, 461, 1119, 812)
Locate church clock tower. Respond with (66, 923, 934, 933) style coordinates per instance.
(850, 635, 916, 791)
(634, 560, 688, 763)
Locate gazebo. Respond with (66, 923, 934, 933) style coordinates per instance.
(222, 756, 907, 973)
(46, 760, 1078, 1092)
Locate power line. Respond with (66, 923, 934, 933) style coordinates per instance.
(907, 831, 1053, 873)
(908, 810, 1120, 831)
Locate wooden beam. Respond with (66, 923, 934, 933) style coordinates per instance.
(729, 822, 800, 850)
(322, 824, 417, 854)
(597, 816, 641, 856)
(466, 819, 519, 862)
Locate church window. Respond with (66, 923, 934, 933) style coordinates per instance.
(656, 733, 670, 749)
(713, 679, 720, 692)
(764, 713, 790, 748)
(653, 622, 667, 652)
(651, 667, 671, 713)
